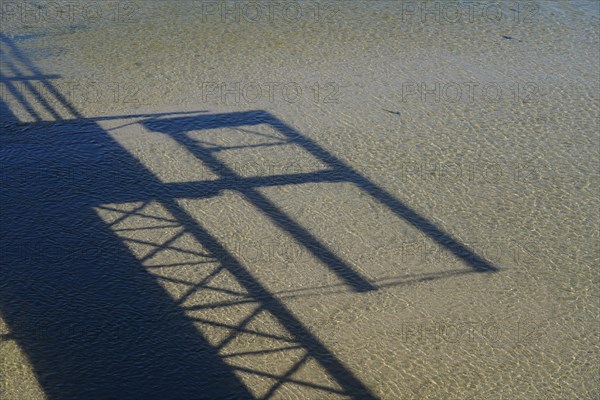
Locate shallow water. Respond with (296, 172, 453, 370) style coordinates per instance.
(1, 1, 598, 399)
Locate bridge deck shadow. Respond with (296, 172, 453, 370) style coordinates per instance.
(0, 32, 496, 399)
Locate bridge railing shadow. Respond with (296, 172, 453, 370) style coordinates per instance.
(0, 32, 497, 399)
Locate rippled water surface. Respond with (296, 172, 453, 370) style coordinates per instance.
(1, 1, 598, 399)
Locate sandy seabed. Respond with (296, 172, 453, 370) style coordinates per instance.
(1, 1, 598, 399)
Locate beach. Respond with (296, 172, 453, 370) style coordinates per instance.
(1, 1, 598, 399)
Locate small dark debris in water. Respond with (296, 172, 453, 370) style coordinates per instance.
(502, 35, 522, 43)
(383, 109, 401, 116)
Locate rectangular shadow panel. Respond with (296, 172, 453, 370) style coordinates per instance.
(143, 111, 497, 274)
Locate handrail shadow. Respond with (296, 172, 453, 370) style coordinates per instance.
(0, 32, 497, 399)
